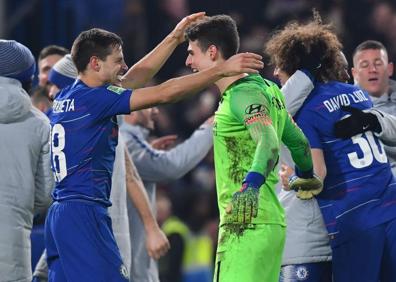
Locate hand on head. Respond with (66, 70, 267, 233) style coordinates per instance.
(221, 52, 264, 77)
(172, 12, 206, 44)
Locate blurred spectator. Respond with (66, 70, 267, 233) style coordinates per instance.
(158, 190, 213, 282)
(352, 40, 396, 175)
(0, 39, 53, 282)
(46, 54, 77, 99)
(31, 86, 52, 113)
(37, 45, 68, 88)
(120, 0, 149, 65)
(157, 191, 187, 282)
(120, 108, 213, 282)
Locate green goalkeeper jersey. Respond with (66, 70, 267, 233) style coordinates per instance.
(213, 74, 313, 226)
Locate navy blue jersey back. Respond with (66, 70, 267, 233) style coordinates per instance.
(295, 81, 396, 246)
(49, 80, 132, 206)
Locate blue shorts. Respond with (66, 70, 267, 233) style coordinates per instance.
(332, 218, 396, 282)
(279, 262, 332, 282)
(45, 200, 129, 282)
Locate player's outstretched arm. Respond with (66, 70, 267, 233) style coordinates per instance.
(371, 109, 396, 146)
(124, 148, 170, 259)
(129, 52, 263, 111)
(121, 12, 205, 89)
(121, 116, 212, 183)
(334, 106, 396, 146)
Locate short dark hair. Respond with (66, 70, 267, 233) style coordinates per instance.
(71, 28, 123, 73)
(352, 40, 388, 61)
(38, 45, 69, 62)
(185, 15, 240, 59)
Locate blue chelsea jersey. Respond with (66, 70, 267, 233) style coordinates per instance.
(49, 80, 132, 206)
(295, 81, 396, 246)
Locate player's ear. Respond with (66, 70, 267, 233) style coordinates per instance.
(208, 45, 218, 61)
(89, 56, 101, 72)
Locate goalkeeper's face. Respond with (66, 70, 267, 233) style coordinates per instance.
(185, 40, 216, 73)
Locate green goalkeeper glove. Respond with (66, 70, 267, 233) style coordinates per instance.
(289, 174, 323, 200)
(225, 172, 264, 226)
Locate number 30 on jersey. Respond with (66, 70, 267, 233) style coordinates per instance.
(348, 132, 387, 168)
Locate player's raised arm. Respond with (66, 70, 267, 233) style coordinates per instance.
(129, 52, 263, 111)
(121, 12, 206, 89)
(334, 107, 396, 146)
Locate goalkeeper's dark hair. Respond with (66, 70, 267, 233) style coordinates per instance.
(185, 15, 240, 59)
(264, 12, 344, 82)
(71, 28, 123, 73)
(352, 40, 389, 63)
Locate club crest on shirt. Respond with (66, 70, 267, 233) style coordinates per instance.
(120, 264, 129, 280)
(295, 266, 309, 280)
(107, 85, 126, 95)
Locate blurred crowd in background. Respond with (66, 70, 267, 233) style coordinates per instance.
(3, 0, 396, 275)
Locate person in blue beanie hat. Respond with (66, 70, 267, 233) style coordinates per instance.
(0, 39, 36, 92)
(0, 39, 53, 282)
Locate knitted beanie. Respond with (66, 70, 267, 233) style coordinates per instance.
(48, 54, 77, 89)
(0, 39, 36, 82)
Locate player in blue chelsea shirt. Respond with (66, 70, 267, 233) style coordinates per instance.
(45, 12, 263, 281)
(268, 19, 396, 282)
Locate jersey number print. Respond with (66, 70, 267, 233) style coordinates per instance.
(348, 132, 387, 169)
(51, 124, 67, 182)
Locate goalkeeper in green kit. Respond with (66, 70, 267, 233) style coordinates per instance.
(184, 15, 323, 282)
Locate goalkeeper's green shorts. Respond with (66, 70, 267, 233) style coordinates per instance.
(214, 224, 285, 282)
